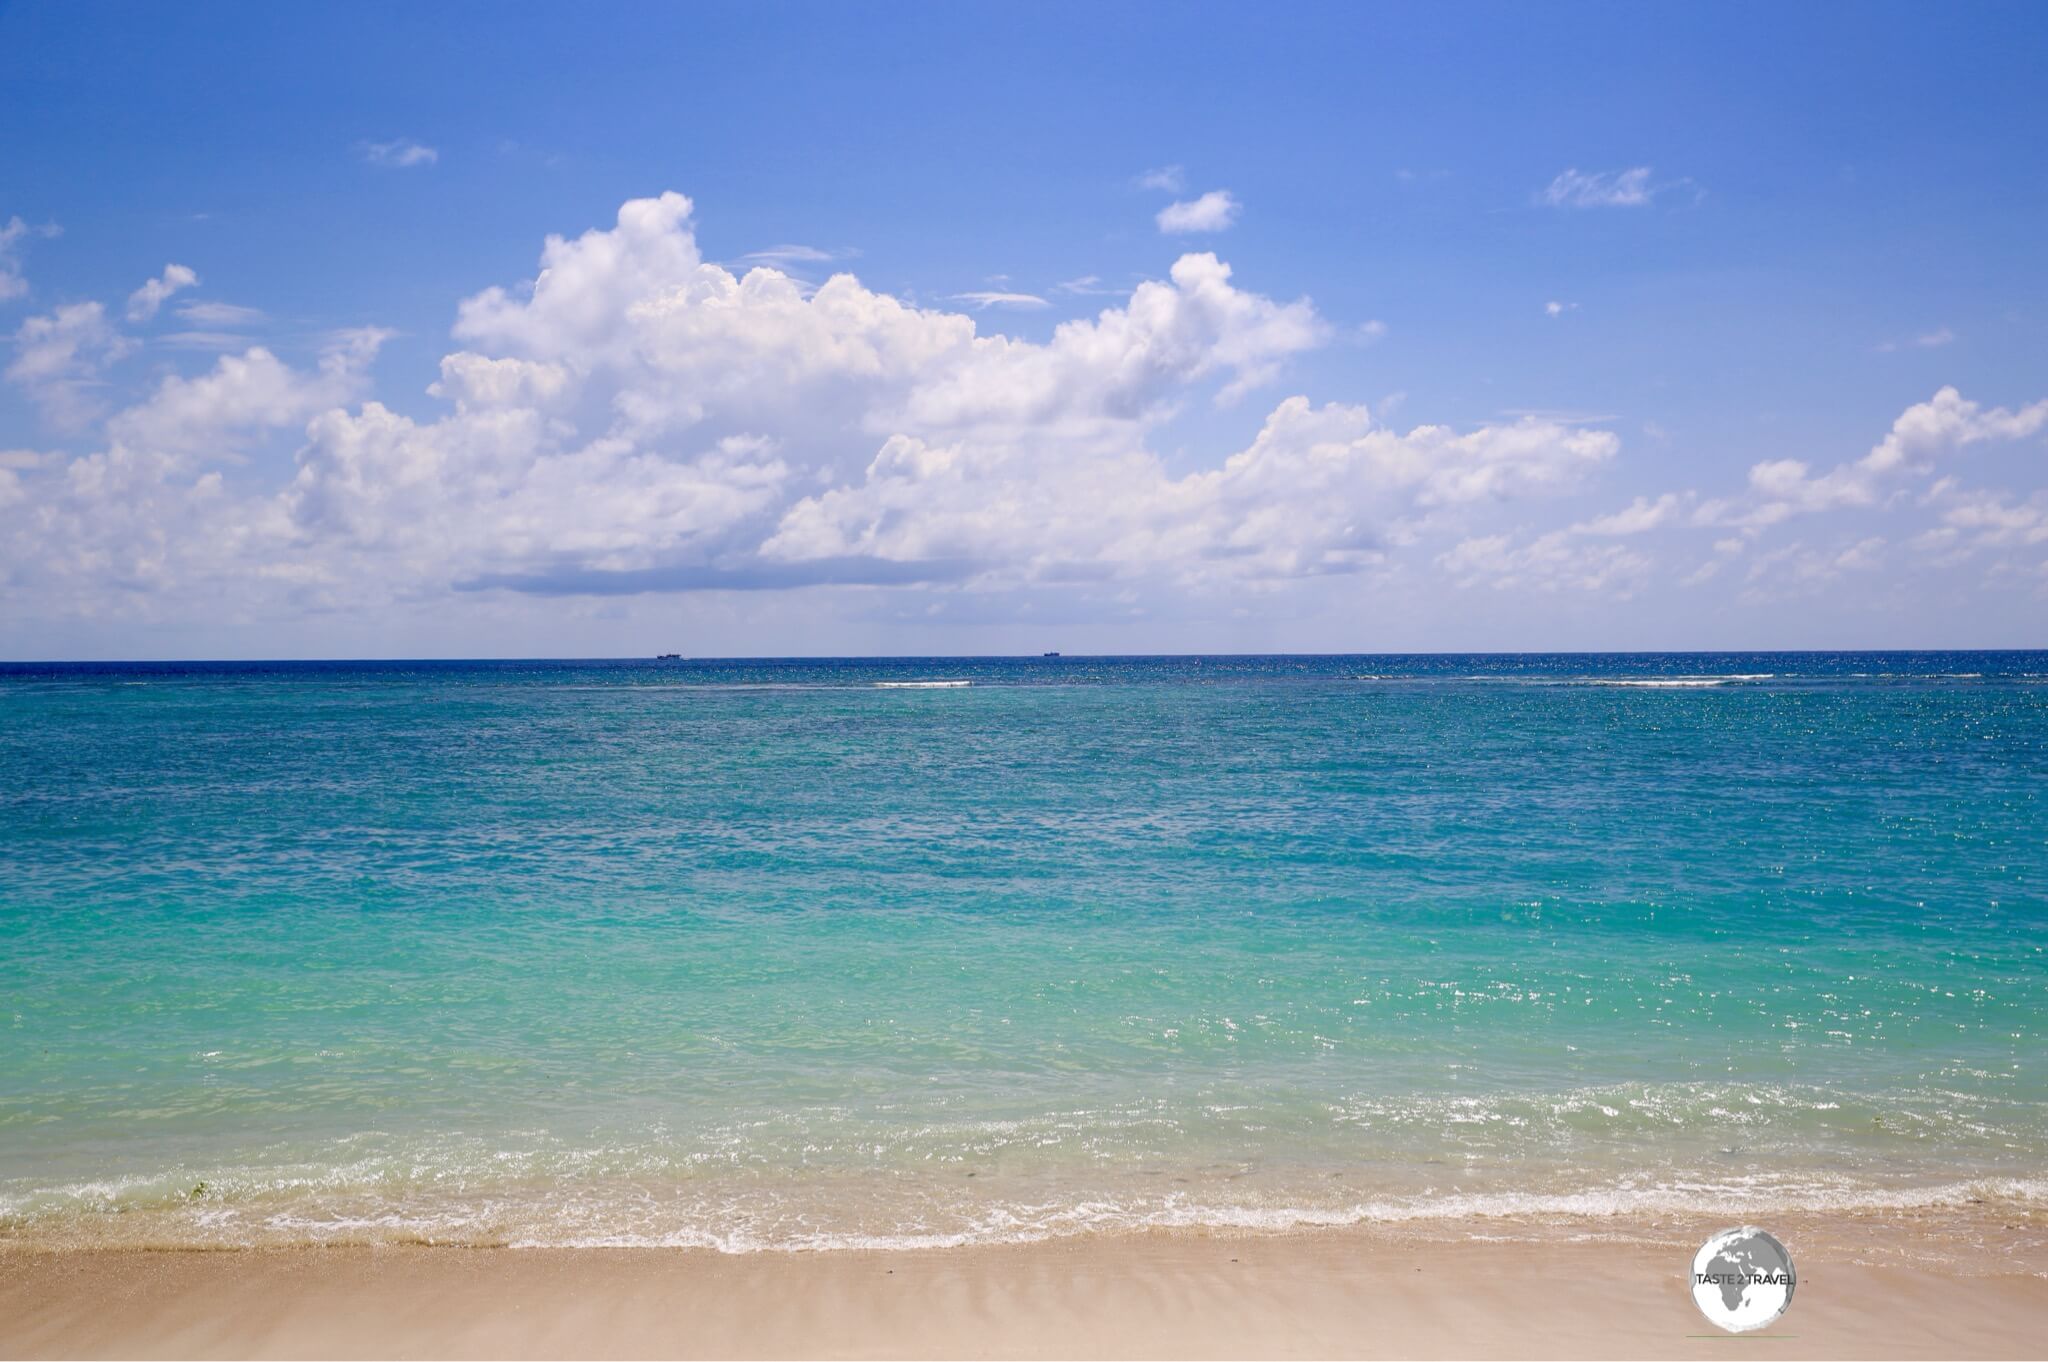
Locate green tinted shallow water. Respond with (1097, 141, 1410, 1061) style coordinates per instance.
(1, 654, 2044, 1249)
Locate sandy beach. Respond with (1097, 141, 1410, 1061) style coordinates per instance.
(4, 1224, 2045, 1360)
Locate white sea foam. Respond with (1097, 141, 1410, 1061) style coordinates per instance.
(473, 1174, 2048, 1253)
(874, 680, 971, 688)
(1582, 673, 1784, 687)
(9, 1169, 2046, 1254)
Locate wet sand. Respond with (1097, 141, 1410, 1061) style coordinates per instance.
(4, 1227, 2045, 1359)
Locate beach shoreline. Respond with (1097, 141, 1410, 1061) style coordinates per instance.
(5, 1222, 2045, 1360)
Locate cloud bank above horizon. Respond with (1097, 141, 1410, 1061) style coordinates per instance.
(1, 189, 2044, 656)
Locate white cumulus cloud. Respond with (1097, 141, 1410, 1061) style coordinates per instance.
(1704, 385, 2048, 525)
(1157, 191, 1241, 234)
(0, 216, 61, 301)
(126, 264, 198, 322)
(1438, 532, 1651, 595)
(109, 329, 387, 457)
(1572, 492, 1685, 536)
(7, 301, 133, 427)
(0, 191, 1639, 632)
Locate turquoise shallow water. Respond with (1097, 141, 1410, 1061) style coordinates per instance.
(1, 653, 2045, 1249)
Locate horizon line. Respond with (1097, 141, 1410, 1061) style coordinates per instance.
(3, 646, 2044, 667)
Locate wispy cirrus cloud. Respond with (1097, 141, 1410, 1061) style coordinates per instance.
(1878, 326, 1955, 353)
(947, 290, 1050, 311)
(1497, 407, 1616, 424)
(358, 138, 439, 168)
(157, 331, 257, 351)
(737, 244, 860, 268)
(176, 300, 267, 327)
(1135, 165, 1186, 194)
(1537, 166, 1695, 209)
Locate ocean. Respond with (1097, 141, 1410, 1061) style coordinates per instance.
(2, 653, 2044, 1252)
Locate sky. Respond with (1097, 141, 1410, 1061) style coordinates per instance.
(2, 0, 2045, 659)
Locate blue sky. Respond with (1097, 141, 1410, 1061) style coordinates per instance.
(2, 0, 2045, 658)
